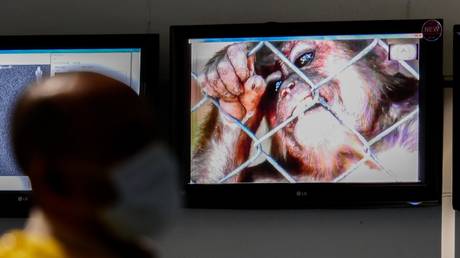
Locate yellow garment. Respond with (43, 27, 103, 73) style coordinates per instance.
(0, 230, 64, 258)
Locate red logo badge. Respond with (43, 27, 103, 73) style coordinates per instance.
(422, 20, 442, 41)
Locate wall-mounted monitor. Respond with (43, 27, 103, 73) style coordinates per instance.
(171, 19, 443, 208)
(0, 34, 158, 216)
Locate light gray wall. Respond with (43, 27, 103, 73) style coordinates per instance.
(151, 0, 458, 81)
(156, 207, 441, 258)
(0, 1, 455, 258)
(1, 0, 458, 78)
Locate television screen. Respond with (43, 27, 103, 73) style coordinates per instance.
(190, 35, 421, 184)
(0, 34, 157, 215)
(171, 20, 443, 208)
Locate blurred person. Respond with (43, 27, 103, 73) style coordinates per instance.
(0, 72, 179, 258)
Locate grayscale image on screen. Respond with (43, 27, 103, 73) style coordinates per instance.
(0, 65, 51, 176)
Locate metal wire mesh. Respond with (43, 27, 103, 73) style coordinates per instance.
(191, 38, 419, 183)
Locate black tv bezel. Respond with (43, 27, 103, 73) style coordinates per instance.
(0, 34, 159, 216)
(453, 25, 459, 210)
(171, 19, 443, 209)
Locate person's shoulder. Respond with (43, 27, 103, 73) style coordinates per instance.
(0, 230, 63, 258)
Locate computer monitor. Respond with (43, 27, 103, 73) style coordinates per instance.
(171, 19, 443, 208)
(0, 34, 158, 216)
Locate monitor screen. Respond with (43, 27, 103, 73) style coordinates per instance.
(0, 48, 142, 191)
(171, 20, 443, 208)
(190, 34, 421, 184)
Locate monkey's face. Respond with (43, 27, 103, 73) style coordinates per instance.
(271, 40, 384, 180)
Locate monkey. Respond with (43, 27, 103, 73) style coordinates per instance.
(191, 39, 419, 183)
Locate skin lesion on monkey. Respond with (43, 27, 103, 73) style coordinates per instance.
(191, 40, 420, 184)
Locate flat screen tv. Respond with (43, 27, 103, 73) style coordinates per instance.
(453, 25, 459, 210)
(171, 19, 444, 208)
(0, 34, 158, 216)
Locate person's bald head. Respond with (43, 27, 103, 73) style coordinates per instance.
(11, 72, 154, 173)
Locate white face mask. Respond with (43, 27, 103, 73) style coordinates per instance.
(101, 144, 181, 241)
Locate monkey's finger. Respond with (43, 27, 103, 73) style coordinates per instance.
(197, 73, 218, 97)
(247, 55, 256, 77)
(207, 68, 237, 101)
(244, 75, 266, 96)
(227, 44, 250, 82)
(240, 75, 266, 111)
(217, 55, 243, 96)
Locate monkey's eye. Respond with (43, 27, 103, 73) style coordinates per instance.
(274, 80, 283, 92)
(294, 50, 315, 68)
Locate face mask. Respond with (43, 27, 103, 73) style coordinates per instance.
(101, 144, 181, 241)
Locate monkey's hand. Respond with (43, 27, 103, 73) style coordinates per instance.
(197, 43, 266, 122)
(192, 43, 267, 183)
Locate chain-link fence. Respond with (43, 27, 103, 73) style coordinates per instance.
(191, 39, 419, 183)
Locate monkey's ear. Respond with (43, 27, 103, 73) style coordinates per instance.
(382, 72, 418, 103)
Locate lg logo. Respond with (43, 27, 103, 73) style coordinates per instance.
(17, 196, 28, 202)
(296, 191, 308, 197)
